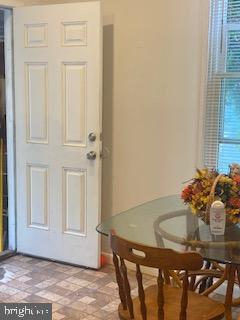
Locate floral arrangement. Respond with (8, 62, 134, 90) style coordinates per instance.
(181, 163, 240, 224)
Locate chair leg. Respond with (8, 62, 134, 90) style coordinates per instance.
(224, 265, 237, 320)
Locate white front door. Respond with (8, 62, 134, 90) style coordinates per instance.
(13, 2, 102, 268)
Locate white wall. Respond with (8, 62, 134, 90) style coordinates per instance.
(100, 0, 209, 215)
(100, 0, 210, 252)
(2, 0, 210, 250)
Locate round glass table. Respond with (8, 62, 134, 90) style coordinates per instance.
(97, 195, 240, 320)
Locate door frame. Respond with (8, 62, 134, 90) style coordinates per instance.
(2, 1, 103, 258)
(3, 7, 16, 251)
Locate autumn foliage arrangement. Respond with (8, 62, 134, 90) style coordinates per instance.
(181, 164, 240, 224)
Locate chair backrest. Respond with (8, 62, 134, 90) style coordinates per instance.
(110, 232, 203, 320)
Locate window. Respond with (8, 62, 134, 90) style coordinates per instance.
(204, 0, 240, 172)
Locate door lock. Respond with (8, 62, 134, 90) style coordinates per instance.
(87, 151, 97, 160)
(88, 133, 97, 142)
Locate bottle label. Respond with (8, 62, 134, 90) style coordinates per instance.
(210, 201, 226, 235)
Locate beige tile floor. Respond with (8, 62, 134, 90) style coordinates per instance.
(0, 255, 239, 319)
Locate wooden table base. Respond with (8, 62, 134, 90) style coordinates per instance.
(200, 264, 239, 320)
(224, 265, 237, 320)
(176, 262, 240, 320)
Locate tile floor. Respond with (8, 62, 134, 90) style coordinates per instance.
(0, 255, 155, 320)
(0, 255, 239, 319)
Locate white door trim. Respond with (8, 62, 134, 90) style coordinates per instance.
(4, 8, 16, 251)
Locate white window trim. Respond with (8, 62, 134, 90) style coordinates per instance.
(196, 0, 211, 168)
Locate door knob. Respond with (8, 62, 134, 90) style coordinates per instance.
(87, 151, 97, 160)
(88, 133, 97, 142)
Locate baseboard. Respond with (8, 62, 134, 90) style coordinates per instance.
(101, 251, 158, 276)
(101, 251, 113, 265)
(0, 250, 16, 262)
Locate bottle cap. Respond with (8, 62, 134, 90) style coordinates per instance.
(211, 200, 225, 209)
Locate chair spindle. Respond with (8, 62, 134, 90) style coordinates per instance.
(120, 257, 134, 319)
(179, 271, 189, 320)
(199, 261, 211, 293)
(236, 266, 240, 288)
(163, 269, 170, 285)
(136, 264, 147, 320)
(189, 275, 196, 291)
(113, 252, 127, 310)
(157, 269, 164, 320)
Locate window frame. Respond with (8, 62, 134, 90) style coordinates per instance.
(204, 0, 240, 171)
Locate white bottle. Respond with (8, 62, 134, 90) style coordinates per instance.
(210, 200, 226, 235)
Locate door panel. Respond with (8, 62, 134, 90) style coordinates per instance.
(27, 164, 49, 230)
(26, 63, 48, 144)
(14, 2, 102, 268)
(63, 62, 86, 146)
(63, 168, 86, 236)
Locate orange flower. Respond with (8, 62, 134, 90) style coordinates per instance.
(181, 186, 192, 201)
(229, 197, 240, 208)
(192, 182, 204, 194)
(233, 175, 240, 185)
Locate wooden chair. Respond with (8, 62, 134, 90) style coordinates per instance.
(110, 232, 225, 320)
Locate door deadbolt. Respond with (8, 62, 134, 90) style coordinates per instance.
(88, 133, 97, 142)
(87, 151, 97, 160)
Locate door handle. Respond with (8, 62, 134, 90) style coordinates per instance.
(87, 151, 97, 160)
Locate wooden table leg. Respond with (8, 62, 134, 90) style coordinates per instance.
(225, 264, 237, 320)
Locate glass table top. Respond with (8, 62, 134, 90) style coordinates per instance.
(96, 195, 240, 265)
